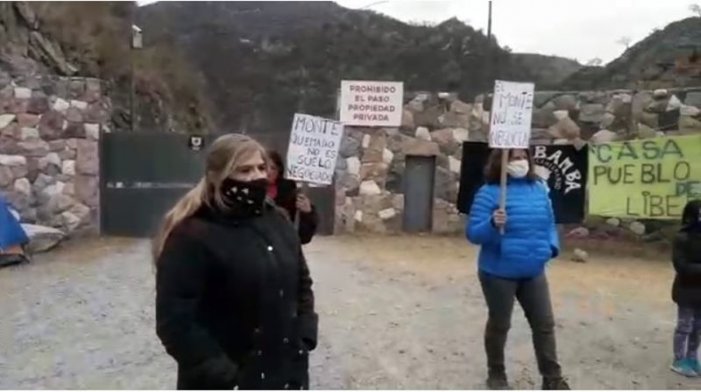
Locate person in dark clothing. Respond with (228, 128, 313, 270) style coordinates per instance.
(267, 150, 319, 245)
(465, 148, 570, 390)
(153, 134, 318, 390)
(670, 199, 701, 377)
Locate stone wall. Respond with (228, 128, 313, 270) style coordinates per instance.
(334, 88, 701, 235)
(0, 72, 110, 236)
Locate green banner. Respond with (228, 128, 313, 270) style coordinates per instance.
(588, 134, 701, 219)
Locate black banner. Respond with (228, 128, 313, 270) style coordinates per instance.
(456, 142, 588, 224)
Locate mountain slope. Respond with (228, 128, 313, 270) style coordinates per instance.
(561, 17, 701, 90)
(137, 1, 580, 134)
(0, 1, 211, 133)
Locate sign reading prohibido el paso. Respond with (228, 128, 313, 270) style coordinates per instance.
(339, 80, 403, 127)
(588, 134, 701, 219)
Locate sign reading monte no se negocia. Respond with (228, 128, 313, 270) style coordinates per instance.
(339, 80, 403, 127)
(489, 80, 535, 149)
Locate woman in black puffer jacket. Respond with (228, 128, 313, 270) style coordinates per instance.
(153, 134, 318, 390)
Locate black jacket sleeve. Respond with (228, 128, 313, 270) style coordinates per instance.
(673, 232, 701, 276)
(155, 226, 238, 383)
(297, 206, 319, 245)
(296, 247, 318, 350)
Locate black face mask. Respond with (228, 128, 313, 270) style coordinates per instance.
(220, 178, 268, 216)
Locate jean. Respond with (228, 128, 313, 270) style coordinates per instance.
(479, 271, 562, 379)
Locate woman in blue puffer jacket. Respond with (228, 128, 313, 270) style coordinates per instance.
(466, 148, 569, 390)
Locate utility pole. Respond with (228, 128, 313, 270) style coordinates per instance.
(485, 0, 493, 93)
(130, 22, 143, 132)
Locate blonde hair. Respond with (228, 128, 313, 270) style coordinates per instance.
(152, 133, 268, 261)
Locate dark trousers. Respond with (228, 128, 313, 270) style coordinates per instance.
(479, 271, 562, 380)
(673, 306, 701, 361)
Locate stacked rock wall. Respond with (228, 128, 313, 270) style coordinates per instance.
(0, 72, 110, 235)
(334, 88, 701, 235)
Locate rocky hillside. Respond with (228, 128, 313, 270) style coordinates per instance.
(0, 1, 211, 133)
(561, 17, 701, 90)
(136, 1, 581, 135)
(511, 53, 582, 87)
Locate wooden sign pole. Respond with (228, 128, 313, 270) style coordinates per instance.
(294, 182, 310, 230)
(499, 149, 509, 234)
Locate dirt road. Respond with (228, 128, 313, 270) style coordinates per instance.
(0, 235, 699, 389)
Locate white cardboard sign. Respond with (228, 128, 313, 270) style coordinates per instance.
(339, 80, 403, 127)
(488, 80, 535, 149)
(285, 113, 344, 185)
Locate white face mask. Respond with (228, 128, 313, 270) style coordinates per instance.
(507, 159, 529, 178)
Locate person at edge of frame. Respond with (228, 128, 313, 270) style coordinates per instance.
(153, 133, 318, 390)
(669, 199, 701, 377)
(465, 147, 571, 390)
(267, 150, 319, 245)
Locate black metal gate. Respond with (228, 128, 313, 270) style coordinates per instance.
(99, 132, 214, 237)
(99, 132, 335, 238)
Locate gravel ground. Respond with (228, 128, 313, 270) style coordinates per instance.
(1, 234, 700, 389)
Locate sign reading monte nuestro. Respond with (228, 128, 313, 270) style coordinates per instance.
(488, 80, 535, 149)
(588, 134, 701, 219)
(339, 80, 403, 127)
(285, 113, 344, 185)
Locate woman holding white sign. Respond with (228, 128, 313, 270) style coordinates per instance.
(153, 134, 317, 390)
(466, 148, 569, 390)
(267, 150, 319, 244)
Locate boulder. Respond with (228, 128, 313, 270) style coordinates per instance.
(0, 166, 13, 187)
(684, 91, 701, 107)
(339, 134, 361, 158)
(0, 154, 27, 166)
(14, 87, 32, 100)
(52, 98, 70, 112)
(0, 114, 15, 129)
(578, 103, 606, 123)
(21, 224, 66, 253)
(567, 227, 590, 238)
(653, 89, 669, 99)
(606, 218, 621, 227)
(430, 128, 459, 155)
(452, 128, 469, 143)
(16, 113, 40, 128)
(38, 110, 64, 140)
(415, 126, 431, 141)
(402, 138, 440, 157)
(680, 105, 701, 117)
(17, 139, 50, 157)
(548, 117, 580, 140)
(76, 140, 98, 175)
(359, 180, 382, 196)
(27, 94, 49, 114)
(571, 248, 589, 263)
(667, 95, 683, 111)
(590, 130, 617, 145)
(629, 221, 646, 236)
(679, 115, 701, 133)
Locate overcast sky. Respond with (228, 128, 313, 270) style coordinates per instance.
(139, 0, 697, 64)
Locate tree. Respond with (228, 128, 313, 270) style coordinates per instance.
(690, 3, 701, 16)
(586, 58, 603, 66)
(616, 36, 632, 49)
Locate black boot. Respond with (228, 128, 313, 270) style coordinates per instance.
(486, 373, 511, 390)
(542, 377, 570, 390)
